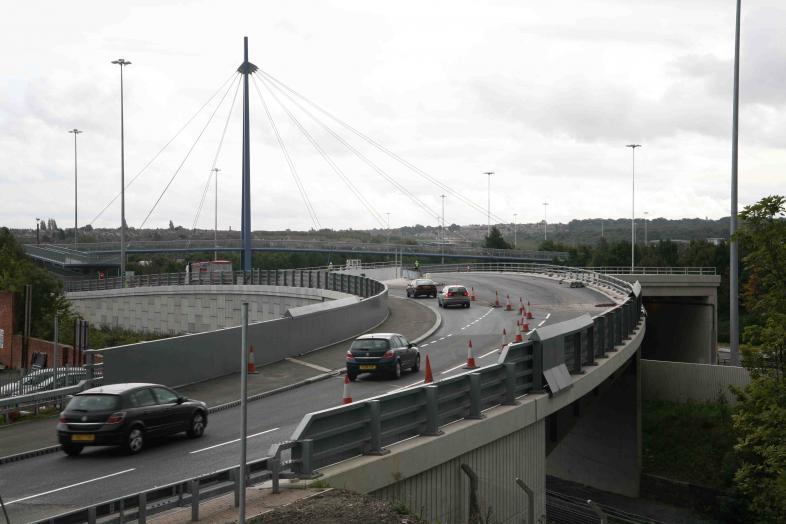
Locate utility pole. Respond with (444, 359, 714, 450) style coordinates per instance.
(542, 202, 549, 241)
(213, 167, 220, 261)
(111, 59, 131, 282)
(513, 213, 518, 248)
(440, 194, 446, 264)
(68, 129, 83, 246)
(385, 212, 391, 245)
(483, 171, 494, 235)
(239, 37, 257, 272)
(35, 218, 41, 244)
(643, 211, 649, 245)
(626, 144, 642, 272)
(730, 0, 742, 366)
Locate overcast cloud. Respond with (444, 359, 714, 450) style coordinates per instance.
(0, 0, 783, 232)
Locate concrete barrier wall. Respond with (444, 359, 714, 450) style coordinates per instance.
(67, 285, 350, 335)
(642, 359, 750, 405)
(92, 287, 388, 387)
(372, 420, 546, 523)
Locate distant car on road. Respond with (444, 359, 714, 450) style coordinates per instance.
(345, 333, 420, 381)
(57, 383, 207, 456)
(406, 278, 437, 298)
(569, 281, 585, 288)
(437, 285, 471, 308)
(0, 367, 87, 398)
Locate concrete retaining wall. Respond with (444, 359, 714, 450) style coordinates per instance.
(642, 359, 750, 405)
(67, 285, 350, 335)
(91, 287, 388, 387)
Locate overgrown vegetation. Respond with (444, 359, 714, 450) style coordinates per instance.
(730, 195, 786, 523)
(642, 399, 737, 490)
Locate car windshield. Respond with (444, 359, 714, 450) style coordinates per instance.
(415, 280, 433, 286)
(350, 339, 390, 351)
(448, 287, 467, 293)
(67, 394, 120, 411)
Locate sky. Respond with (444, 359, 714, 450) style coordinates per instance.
(1, 0, 784, 232)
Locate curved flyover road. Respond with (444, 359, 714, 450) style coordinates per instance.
(0, 272, 616, 523)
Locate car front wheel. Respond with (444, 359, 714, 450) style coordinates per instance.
(411, 354, 420, 372)
(187, 412, 206, 438)
(126, 427, 145, 454)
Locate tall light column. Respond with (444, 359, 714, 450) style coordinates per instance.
(513, 213, 518, 248)
(730, 0, 742, 366)
(542, 202, 549, 241)
(483, 171, 494, 235)
(68, 129, 82, 246)
(385, 212, 391, 245)
(643, 211, 649, 245)
(213, 167, 220, 261)
(626, 144, 642, 271)
(112, 59, 131, 281)
(440, 194, 446, 264)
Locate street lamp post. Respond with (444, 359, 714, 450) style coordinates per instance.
(513, 213, 518, 248)
(440, 195, 446, 264)
(68, 129, 83, 246)
(626, 144, 642, 272)
(35, 218, 41, 244)
(213, 167, 220, 261)
(730, 0, 742, 366)
(112, 58, 131, 281)
(483, 171, 494, 235)
(385, 212, 391, 245)
(542, 202, 549, 241)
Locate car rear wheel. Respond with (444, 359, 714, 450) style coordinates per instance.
(391, 360, 402, 379)
(464, 303, 470, 308)
(411, 354, 420, 372)
(126, 427, 145, 454)
(187, 412, 206, 438)
(62, 444, 83, 457)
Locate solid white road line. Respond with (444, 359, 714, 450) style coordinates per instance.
(479, 348, 500, 359)
(189, 428, 280, 454)
(7, 468, 136, 505)
(285, 357, 332, 373)
(440, 362, 468, 375)
(537, 320, 546, 327)
(546, 313, 551, 319)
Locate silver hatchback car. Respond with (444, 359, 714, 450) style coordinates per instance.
(437, 285, 471, 308)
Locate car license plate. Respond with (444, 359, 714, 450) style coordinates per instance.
(359, 365, 376, 370)
(72, 434, 95, 442)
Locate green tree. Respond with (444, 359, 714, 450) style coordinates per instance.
(731, 195, 786, 522)
(484, 226, 512, 249)
(0, 227, 71, 341)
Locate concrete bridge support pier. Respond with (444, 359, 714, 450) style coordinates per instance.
(545, 350, 642, 498)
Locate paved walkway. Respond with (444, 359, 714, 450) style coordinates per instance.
(0, 293, 437, 459)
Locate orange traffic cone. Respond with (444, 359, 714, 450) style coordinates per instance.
(341, 374, 353, 404)
(248, 345, 259, 374)
(520, 314, 528, 332)
(505, 294, 512, 311)
(527, 309, 534, 319)
(515, 331, 523, 343)
(495, 290, 501, 307)
(470, 287, 476, 301)
(464, 340, 478, 369)
(424, 355, 434, 384)
(501, 328, 508, 347)
(522, 322, 530, 331)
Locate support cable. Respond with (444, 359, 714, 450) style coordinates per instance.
(253, 79, 386, 227)
(258, 69, 506, 223)
(138, 74, 240, 230)
(259, 75, 440, 224)
(87, 70, 239, 227)
(189, 76, 242, 235)
(250, 77, 321, 230)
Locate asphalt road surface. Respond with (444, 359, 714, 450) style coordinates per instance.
(0, 272, 613, 523)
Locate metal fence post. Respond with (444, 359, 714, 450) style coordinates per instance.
(137, 492, 147, 524)
(468, 373, 483, 419)
(503, 362, 517, 405)
(88, 506, 97, 524)
(423, 386, 443, 436)
(300, 439, 314, 476)
(366, 400, 388, 455)
(190, 480, 199, 521)
(270, 457, 281, 494)
(532, 342, 543, 391)
(515, 477, 535, 524)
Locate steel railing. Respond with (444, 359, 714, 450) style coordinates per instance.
(64, 268, 386, 297)
(579, 266, 716, 276)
